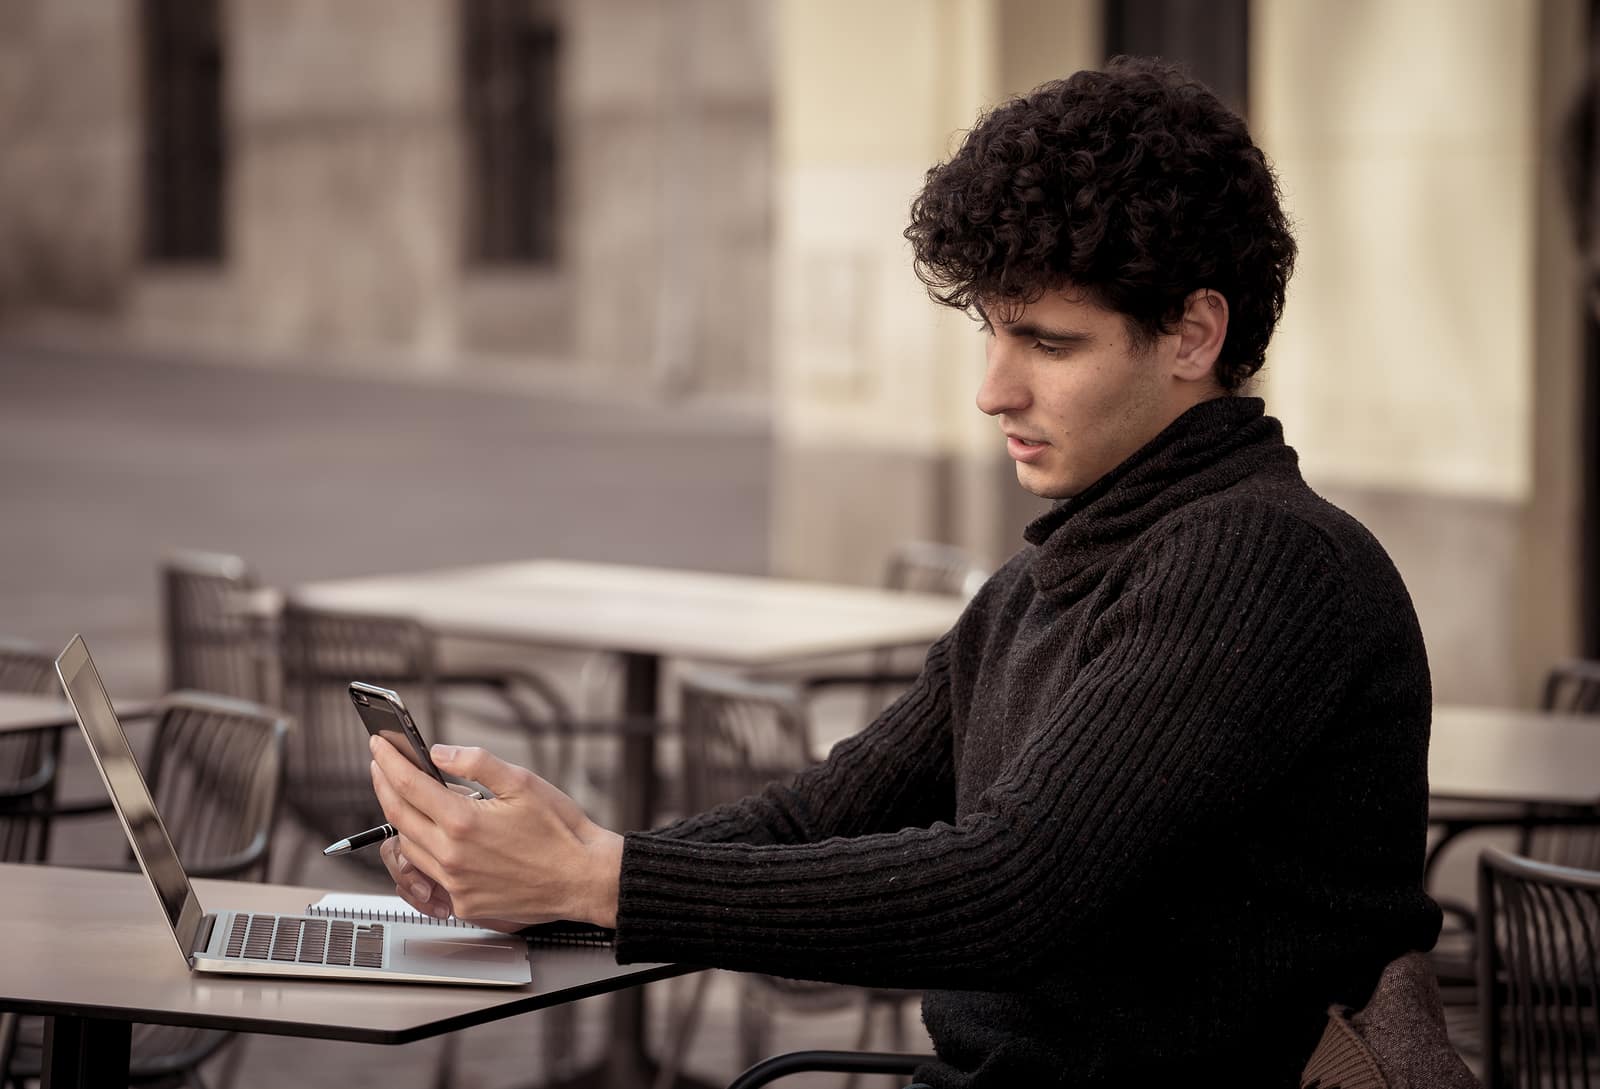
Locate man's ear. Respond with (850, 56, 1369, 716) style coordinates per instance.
(1173, 289, 1228, 383)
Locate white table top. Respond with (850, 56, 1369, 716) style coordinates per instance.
(1429, 704, 1600, 806)
(286, 560, 966, 664)
(0, 865, 683, 1044)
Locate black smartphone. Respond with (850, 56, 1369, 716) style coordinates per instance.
(349, 681, 449, 786)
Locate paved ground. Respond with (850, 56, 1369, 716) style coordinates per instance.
(0, 342, 925, 1088)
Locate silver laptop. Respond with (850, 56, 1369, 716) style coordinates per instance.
(55, 635, 531, 987)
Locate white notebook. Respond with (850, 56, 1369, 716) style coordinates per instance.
(306, 893, 615, 946)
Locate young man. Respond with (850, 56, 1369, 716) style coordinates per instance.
(369, 58, 1442, 1086)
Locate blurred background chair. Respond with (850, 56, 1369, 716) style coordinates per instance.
(724, 952, 1475, 1089)
(1, 691, 288, 1089)
(1427, 658, 1600, 1036)
(654, 669, 920, 1089)
(162, 551, 277, 704)
(1476, 847, 1600, 1089)
(0, 638, 62, 866)
(1520, 660, 1600, 871)
(752, 541, 985, 761)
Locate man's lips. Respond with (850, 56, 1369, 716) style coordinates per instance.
(1005, 434, 1049, 463)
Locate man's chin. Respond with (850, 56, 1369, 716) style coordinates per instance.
(1015, 465, 1075, 501)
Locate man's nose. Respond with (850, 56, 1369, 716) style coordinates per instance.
(976, 343, 1029, 417)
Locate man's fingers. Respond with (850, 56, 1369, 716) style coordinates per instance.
(430, 744, 525, 798)
(370, 736, 471, 824)
(378, 831, 454, 918)
(370, 750, 455, 861)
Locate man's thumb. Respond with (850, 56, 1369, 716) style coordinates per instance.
(430, 744, 516, 794)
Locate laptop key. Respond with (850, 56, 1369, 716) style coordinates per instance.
(270, 918, 304, 961)
(243, 914, 273, 959)
(354, 924, 384, 968)
(297, 919, 330, 964)
(327, 920, 355, 965)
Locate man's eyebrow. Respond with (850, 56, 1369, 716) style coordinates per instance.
(997, 319, 1095, 344)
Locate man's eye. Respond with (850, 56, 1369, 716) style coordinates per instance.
(1035, 342, 1066, 358)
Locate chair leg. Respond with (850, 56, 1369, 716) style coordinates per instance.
(652, 971, 714, 1089)
(0, 1012, 16, 1089)
(211, 1033, 248, 1089)
(840, 992, 878, 1089)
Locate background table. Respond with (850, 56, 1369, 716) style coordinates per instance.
(0, 864, 688, 1089)
(0, 693, 152, 736)
(284, 559, 965, 1088)
(1429, 704, 1600, 805)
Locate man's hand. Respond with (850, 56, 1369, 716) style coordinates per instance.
(369, 736, 623, 929)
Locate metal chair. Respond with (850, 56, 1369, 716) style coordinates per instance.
(276, 601, 577, 879)
(856, 541, 986, 721)
(655, 670, 920, 1089)
(1429, 659, 1600, 1045)
(725, 952, 1475, 1089)
(1520, 660, 1600, 870)
(161, 551, 274, 703)
(2, 691, 289, 1089)
(0, 639, 62, 865)
(1477, 847, 1600, 1088)
(0, 638, 56, 695)
(752, 541, 986, 755)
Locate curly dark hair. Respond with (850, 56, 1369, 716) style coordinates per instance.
(904, 56, 1296, 391)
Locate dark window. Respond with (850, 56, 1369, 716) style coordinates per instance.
(140, 0, 226, 262)
(1104, 0, 1250, 117)
(462, 0, 561, 264)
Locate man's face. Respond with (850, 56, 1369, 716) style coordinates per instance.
(976, 289, 1214, 500)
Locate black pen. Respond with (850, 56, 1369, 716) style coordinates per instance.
(323, 789, 486, 855)
(323, 823, 395, 856)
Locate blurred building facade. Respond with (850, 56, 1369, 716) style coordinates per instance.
(0, 0, 774, 393)
(1, 0, 1593, 707)
(768, 0, 1592, 708)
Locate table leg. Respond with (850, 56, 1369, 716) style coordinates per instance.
(40, 1016, 130, 1089)
(543, 653, 713, 1089)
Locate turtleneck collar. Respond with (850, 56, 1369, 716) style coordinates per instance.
(1022, 396, 1298, 595)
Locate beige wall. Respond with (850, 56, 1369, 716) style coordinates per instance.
(1253, 0, 1586, 703)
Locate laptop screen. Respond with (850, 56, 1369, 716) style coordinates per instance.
(56, 635, 206, 957)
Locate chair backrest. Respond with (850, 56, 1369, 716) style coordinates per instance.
(1543, 660, 1600, 715)
(0, 639, 63, 863)
(161, 551, 267, 701)
(858, 542, 988, 721)
(1477, 847, 1600, 1089)
(277, 602, 437, 842)
(0, 639, 57, 696)
(678, 670, 813, 813)
(1523, 659, 1600, 868)
(142, 692, 290, 881)
(882, 540, 987, 600)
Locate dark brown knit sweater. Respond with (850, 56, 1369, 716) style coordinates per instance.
(615, 396, 1443, 1087)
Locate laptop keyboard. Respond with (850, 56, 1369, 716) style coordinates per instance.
(222, 914, 385, 968)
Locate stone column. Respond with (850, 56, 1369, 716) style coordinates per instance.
(769, 0, 1099, 584)
(1252, 0, 1586, 704)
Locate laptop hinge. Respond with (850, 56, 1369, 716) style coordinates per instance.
(191, 913, 218, 955)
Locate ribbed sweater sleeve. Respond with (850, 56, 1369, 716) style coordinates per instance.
(646, 639, 957, 847)
(615, 502, 1352, 989)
